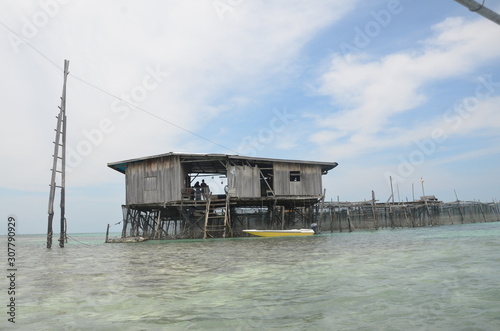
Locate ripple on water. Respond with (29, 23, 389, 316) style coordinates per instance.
(8, 222, 500, 330)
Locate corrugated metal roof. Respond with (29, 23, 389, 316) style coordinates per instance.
(107, 152, 338, 174)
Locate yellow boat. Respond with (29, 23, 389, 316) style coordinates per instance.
(243, 229, 315, 237)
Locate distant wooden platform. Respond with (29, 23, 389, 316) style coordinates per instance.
(106, 237, 147, 243)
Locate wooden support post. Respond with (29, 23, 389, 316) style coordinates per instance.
(336, 197, 342, 232)
(121, 206, 128, 238)
(105, 224, 110, 243)
(371, 190, 378, 230)
(454, 190, 465, 223)
(224, 194, 232, 237)
(204, 198, 211, 239)
(492, 199, 500, 220)
(130, 211, 137, 237)
(329, 206, 334, 233)
(271, 199, 277, 229)
(317, 189, 326, 231)
(283, 205, 286, 229)
(390, 176, 395, 204)
(389, 203, 394, 229)
(347, 207, 354, 232)
(165, 218, 170, 236)
(155, 210, 162, 239)
(469, 205, 475, 223)
(409, 205, 416, 227)
(403, 204, 409, 228)
(143, 212, 150, 238)
(423, 199, 433, 226)
(338, 205, 342, 232)
(478, 202, 486, 221)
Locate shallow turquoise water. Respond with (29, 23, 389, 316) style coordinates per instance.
(3, 222, 500, 330)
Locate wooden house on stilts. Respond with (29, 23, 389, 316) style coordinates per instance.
(108, 153, 338, 239)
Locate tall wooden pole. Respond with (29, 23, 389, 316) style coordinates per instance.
(47, 60, 70, 249)
(317, 188, 326, 231)
(371, 190, 378, 230)
(389, 176, 395, 203)
(454, 0, 500, 25)
(59, 60, 69, 247)
(47, 109, 62, 248)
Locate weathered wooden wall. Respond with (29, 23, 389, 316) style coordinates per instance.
(126, 155, 182, 204)
(227, 165, 260, 198)
(273, 162, 322, 196)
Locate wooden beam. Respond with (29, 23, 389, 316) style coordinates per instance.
(454, 0, 500, 25)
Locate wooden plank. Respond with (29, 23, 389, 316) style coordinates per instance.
(227, 165, 260, 198)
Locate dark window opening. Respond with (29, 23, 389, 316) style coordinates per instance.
(290, 171, 300, 182)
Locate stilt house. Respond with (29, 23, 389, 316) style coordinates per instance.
(108, 153, 337, 239)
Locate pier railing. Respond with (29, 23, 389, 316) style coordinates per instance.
(319, 200, 500, 232)
(110, 198, 500, 241)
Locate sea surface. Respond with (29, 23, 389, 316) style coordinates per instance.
(2, 222, 500, 330)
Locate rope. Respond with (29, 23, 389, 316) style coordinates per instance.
(66, 234, 92, 246)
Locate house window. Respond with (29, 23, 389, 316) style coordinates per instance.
(145, 176, 157, 191)
(290, 171, 300, 182)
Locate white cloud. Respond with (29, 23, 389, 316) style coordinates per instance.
(0, 0, 360, 190)
(312, 15, 500, 159)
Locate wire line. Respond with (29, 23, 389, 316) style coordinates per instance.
(0, 19, 238, 154)
(69, 74, 238, 153)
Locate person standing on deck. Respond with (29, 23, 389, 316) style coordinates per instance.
(200, 179, 209, 200)
(193, 181, 201, 200)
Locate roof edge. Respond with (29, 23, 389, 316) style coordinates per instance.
(107, 152, 338, 173)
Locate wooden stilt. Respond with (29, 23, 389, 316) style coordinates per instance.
(155, 210, 162, 239)
(371, 190, 378, 230)
(105, 224, 110, 243)
(478, 201, 486, 221)
(347, 207, 354, 232)
(317, 189, 326, 231)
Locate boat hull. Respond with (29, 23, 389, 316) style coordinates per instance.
(243, 229, 315, 237)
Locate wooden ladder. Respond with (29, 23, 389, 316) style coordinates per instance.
(203, 195, 228, 239)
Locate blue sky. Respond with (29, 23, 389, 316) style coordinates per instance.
(1, 0, 500, 234)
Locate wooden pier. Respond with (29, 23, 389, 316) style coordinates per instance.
(320, 195, 500, 232)
(111, 192, 499, 240)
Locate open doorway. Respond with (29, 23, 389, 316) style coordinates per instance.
(184, 174, 228, 200)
